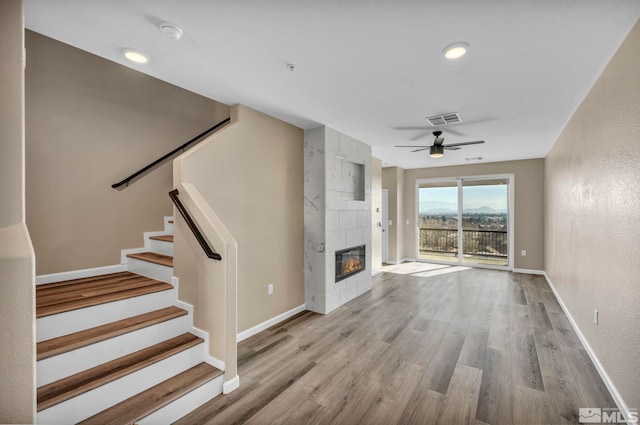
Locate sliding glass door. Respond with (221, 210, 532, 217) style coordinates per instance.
(417, 175, 512, 269)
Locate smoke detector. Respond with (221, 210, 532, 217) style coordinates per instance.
(160, 23, 183, 41)
(425, 112, 462, 127)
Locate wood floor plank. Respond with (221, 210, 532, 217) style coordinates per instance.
(528, 301, 553, 331)
(436, 363, 483, 425)
(176, 358, 315, 425)
(420, 332, 465, 394)
(548, 312, 585, 351)
(510, 331, 545, 391)
(174, 266, 618, 425)
(476, 348, 514, 425)
(512, 384, 552, 425)
(532, 326, 574, 383)
(509, 303, 532, 334)
(563, 348, 617, 409)
(544, 376, 582, 425)
(405, 319, 448, 367)
(397, 386, 445, 425)
(173, 376, 261, 425)
(458, 327, 489, 369)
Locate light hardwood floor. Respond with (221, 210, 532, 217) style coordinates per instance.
(175, 265, 616, 425)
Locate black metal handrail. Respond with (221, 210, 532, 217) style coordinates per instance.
(419, 227, 507, 257)
(169, 189, 222, 261)
(112, 117, 231, 189)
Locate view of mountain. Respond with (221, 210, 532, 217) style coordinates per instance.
(420, 202, 507, 214)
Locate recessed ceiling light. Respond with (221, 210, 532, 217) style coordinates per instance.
(442, 42, 469, 59)
(123, 49, 149, 64)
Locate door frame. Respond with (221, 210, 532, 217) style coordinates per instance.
(381, 189, 389, 263)
(414, 173, 515, 271)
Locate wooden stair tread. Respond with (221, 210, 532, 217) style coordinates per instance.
(37, 333, 203, 411)
(37, 306, 187, 360)
(36, 272, 172, 318)
(37, 271, 139, 292)
(37, 275, 166, 308)
(79, 363, 223, 425)
(127, 252, 173, 267)
(149, 235, 173, 243)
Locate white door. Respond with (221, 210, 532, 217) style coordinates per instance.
(382, 189, 389, 263)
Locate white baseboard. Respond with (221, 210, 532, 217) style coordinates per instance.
(36, 264, 127, 285)
(513, 268, 545, 275)
(372, 269, 384, 277)
(543, 272, 635, 424)
(383, 258, 415, 266)
(174, 298, 226, 371)
(236, 304, 306, 342)
(223, 374, 240, 394)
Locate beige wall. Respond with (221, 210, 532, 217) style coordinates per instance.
(545, 19, 640, 410)
(0, 0, 36, 421)
(176, 104, 304, 333)
(400, 159, 545, 270)
(382, 166, 406, 262)
(25, 31, 229, 275)
(371, 157, 382, 272)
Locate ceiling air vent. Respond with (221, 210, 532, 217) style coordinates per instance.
(425, 112, 462, 127)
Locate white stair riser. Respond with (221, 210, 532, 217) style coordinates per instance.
(138, 373, 224, 425)
(37, 289, 175, 342)
(36, 343, 205, 425)
(127, 257, 173, 283)
(164, 216, 174, 235)
(37, 315, 189, 387)
(149, 238, 174, 256)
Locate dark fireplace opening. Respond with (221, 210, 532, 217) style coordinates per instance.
(335, 245, 366, 282)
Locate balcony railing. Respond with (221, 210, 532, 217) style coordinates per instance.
(419, 228, 508, 258)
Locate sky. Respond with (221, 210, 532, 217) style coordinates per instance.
(419, 184, 508, 213)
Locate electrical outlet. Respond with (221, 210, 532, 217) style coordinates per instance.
(405, 220, 410, 225)
(521, 250, 527, 256)
(594, 309, 598, 325)
(268, 283, 274, 295)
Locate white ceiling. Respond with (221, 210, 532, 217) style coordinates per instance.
(25, 1, 640, 169)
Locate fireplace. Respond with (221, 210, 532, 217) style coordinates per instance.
(335, 245, 366, 282)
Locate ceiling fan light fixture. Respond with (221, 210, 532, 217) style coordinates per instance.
(442, 42, 469, 59)
(430, 145, 444, 158)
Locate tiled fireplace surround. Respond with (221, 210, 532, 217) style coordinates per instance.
(304, 126, 372, 314)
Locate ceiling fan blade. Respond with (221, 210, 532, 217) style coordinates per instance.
(410, 148, 430, 152)
(441, 128, 466, 137)
(410, 131, 433, 141)
(443, 140, 485, 147)
(444, 146, 461, 150)
(395, 145, 430, 148)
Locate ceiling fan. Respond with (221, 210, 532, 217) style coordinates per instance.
(395, 131, 484, 158)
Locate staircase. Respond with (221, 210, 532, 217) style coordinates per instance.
(36, 217, 225, 424)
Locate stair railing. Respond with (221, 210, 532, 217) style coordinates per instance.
(169, 189, 222, 260)
(111, 117, 231, 189)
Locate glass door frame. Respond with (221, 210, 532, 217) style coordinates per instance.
(414, 173, 515, 271)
